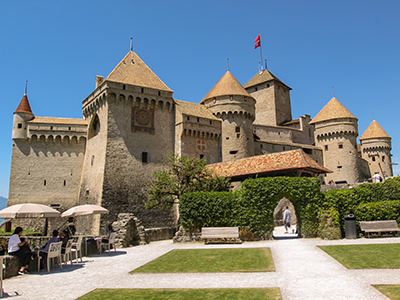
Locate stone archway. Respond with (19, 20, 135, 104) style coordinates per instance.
(273, 197, 298, 237)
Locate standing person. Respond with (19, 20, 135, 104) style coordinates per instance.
(38, 230, 61, 269)
(372, 172, 383, 183)
(8, 227, 32, 275)
(283, 206, 293, 233)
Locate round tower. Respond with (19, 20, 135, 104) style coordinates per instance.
(360, 120, 392, 178)
(309, 97, 359, 184)
(12, 92, 34, 140)
(201, 71, 255, 162)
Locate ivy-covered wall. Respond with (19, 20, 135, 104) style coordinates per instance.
(179, 177, 400, 240)
(179, 177, 323, 239)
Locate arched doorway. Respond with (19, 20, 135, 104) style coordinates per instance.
(273, 197, 298, 238)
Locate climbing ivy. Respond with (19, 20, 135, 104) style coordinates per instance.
(179, 177, 323, 239)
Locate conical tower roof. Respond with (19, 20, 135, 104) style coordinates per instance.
(104, 51, 173, 92)
(244, 69, 291, 90)
(14, 94, 33, 115)
(309, 97, 357, 124)
(360, 120, 391, 140)
(201, 71, 251, 104)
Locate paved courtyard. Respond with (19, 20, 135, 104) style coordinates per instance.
(2, 234, 400, 300)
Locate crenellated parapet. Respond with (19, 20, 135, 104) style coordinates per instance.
(316, 129, 358, 142)
(82, 81, 174, 118)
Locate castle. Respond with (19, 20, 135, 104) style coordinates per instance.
(8, 49, 393, 234)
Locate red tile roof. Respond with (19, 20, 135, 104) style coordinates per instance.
(15, 94, 33, 115)
(208, 149, 331, 179)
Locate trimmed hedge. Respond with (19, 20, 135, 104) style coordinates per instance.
(355, 200, 400, 223)
(320, 177, 400, 238)
(179, 177, 323, 239)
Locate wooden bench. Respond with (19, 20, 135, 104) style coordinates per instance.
(201, 227, 242, 244)
(359, 220, 400, 237)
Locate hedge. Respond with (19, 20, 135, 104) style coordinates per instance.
(320, 177, 400, 238)
(179, 177, 323, 239)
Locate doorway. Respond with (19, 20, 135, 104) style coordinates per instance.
(272, 197, 298, 239)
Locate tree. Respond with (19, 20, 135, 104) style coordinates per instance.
(146, 154, 231, 210)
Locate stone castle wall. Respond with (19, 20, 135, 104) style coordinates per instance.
(314, 119, 360, 184)
(98, 89, 176, 229)
(361, 138, 393, 178)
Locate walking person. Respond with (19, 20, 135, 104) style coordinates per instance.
(283, 206, 293, 234)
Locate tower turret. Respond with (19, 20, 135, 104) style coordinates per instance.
(310, 97, 359, 184)
(360, 120, 392, 178)
(12, 91, 34, 140)
(201, 71, 255, 162)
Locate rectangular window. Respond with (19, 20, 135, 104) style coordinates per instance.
(338, 144, 343, 149)
(200, 154, 204, 159)
(382, 156, 385, 162)
(44, 180, 47, 186)
(325, 145, 328, 151)
(235, 127, 240, 133)
(17, 123, 22, 129)
(372, 157, 376, 162)
(142, 152, 149, 163)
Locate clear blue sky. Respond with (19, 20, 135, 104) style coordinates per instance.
(1, 1, 399, 198)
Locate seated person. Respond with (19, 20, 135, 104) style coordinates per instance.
(38, 230, 61, 269)
(97, 225, 115, 252)
(60, 229, 70, 254)
(8, 227, 33, 275)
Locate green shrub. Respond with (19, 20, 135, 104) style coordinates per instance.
(355, 200, 400, 223)
(321, 177, 400, 238)
(179, 177, 323, 239)
(179, 191, 238, 232)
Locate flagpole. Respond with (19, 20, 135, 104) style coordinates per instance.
(259, 37, 263, 71)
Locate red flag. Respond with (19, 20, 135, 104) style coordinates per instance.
(254, 34, 261, 49)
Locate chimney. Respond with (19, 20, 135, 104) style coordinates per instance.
(96, 75, 104, 89)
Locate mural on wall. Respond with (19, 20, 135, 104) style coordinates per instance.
(131, 107, 155, 134)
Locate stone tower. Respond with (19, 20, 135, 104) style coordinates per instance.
(244, 69, 292, 126)
(80, 50, 176, 233)
(360, 120, 393, 178)
(309, 97, 360, 184)
(200, 71, 255, 162)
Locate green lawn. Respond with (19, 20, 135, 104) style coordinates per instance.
(76, 288, 282, 300)
(318, 243, 400, 269)
(131, 248, 275, 273)
(374, 285, 400, 300)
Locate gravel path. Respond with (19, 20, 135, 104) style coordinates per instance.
(2, 236, 399, 300)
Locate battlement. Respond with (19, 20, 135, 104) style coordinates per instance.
(26, 117, 87, 143)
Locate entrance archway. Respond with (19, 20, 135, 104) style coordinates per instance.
(273, 197, 298, 238)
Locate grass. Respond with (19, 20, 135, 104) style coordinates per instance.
(131, 248, 275, 273)
(318, 243, 400, 269)
(76, 288, 282, 300)
(374, 285, 400, 300)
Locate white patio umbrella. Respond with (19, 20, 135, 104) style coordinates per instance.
(0, 203, 61, 219)
(61, 204, 109, 217)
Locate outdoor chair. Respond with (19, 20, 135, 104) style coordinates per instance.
(71, 235, 83, 263)
(38, 241, 63, 273)
(100, 232, 116, 254)
(62, 239, 74, 265)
